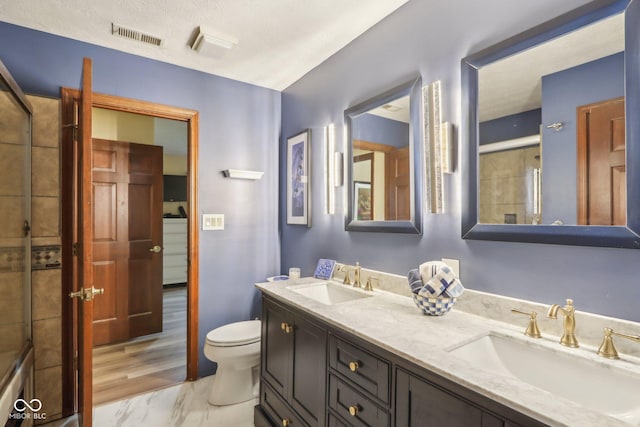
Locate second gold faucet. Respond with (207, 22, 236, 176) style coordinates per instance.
(547, 298, 579, 348)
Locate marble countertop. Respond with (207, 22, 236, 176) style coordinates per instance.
(256, 277, 640, 427)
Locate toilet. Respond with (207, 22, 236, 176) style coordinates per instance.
(203, 319, 262, 406)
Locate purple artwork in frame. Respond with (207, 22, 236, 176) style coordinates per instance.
(287, 129, 311, 226)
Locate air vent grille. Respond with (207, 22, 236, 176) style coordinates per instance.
(112, 23, 163, 47)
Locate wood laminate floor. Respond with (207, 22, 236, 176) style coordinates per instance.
(92, 287, 187, 405)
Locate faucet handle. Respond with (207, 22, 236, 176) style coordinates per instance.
(339, 265, 351, 285)
(511, 308, 542, 338)
(597, 327, 640, 359)
(364, 277, 378, 292)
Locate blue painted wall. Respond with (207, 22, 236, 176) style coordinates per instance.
(541, 52, 624, 224)
(352, 114, 409, 148)
(479, 109, 541, 145)
(0, 22, 281, 377)
(280, 0, 640, 322)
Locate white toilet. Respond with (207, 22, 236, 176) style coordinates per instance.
(203, 319, 262, 406)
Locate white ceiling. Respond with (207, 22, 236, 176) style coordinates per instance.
(479, 13, 624, 122)
(0, 0, 408, 91)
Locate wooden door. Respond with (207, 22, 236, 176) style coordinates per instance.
(92, 139, 163, 346)
(76, 57, 94, 427)
(577, 97, 625, 225)
(386, 146, 411, 220)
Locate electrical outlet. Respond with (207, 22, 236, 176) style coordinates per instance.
(442, 258, 460, 278)
(202, 214, 224, 230)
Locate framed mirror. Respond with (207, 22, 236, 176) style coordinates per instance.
(345, 76, 423, 233)
(462, 0, 640, 248)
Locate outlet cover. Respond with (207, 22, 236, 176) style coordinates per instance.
(442, 258, 460, 278)
(202, 214, 224, 230)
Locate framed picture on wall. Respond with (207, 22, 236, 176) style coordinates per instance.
(287, 129, 311, 226)
(354, 181, 372, 220)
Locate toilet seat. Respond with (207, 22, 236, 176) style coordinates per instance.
(206, 320, 261, 347)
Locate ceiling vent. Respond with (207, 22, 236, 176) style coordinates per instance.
(190, 26, 238, 59)
(112, 23, 164, 47)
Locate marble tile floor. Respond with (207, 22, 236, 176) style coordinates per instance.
(41, 376, 257, 427)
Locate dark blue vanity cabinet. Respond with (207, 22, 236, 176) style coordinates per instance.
(258, 297, 327, 427)
(256, 295, 547, 427)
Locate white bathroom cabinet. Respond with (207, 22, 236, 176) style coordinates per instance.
(162, 218, 187, 285)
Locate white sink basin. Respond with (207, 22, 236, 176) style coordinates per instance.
(448, 332, 640, 424)
(288, 282, 372, 305)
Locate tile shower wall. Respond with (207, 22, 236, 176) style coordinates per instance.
(479, 146, 540, 224)
(28, 94, 63, 424)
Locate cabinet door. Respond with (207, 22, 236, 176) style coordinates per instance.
(262, 301, 291, 397)
(396, 369, 485, 427)
(290, 313, 327, 427)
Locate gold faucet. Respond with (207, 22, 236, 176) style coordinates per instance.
(353, 262, 362, 288)
(547, 298, 579, 347)
(511, 308, 541, 338)
(597, 327, 640, 359)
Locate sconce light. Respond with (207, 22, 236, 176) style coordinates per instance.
(423, 81, 445, 214)
(325, 123, 336, 214)
(222, 169, 264, 180)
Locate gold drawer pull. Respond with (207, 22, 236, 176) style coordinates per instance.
(280, 322, 293, 334)
(348, 361, 360, 372)
(282, 418, 291, 426)
(348, 404, 360, 416)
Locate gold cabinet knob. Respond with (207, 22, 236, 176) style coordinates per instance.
(348, 405, 360, 416)
(282, 419, 291, 426)
(348, 361, 360, 372)
(280, 322, 293, 334)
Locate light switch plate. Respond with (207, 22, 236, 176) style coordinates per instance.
(442, 258, 460, 278)
(202, 214, 224, 230)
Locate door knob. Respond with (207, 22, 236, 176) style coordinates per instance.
(69, 286, 104, 301)
(149, 245, 162, 253)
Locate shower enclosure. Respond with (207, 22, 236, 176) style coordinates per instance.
(0, 58, 33, 425)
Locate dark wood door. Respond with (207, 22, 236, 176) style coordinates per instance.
(386, 146, 410, 220)
(262, 299, 290, 396)
(92, 139, 163, 346)
(290, 314, 327, 427)
(77, 56, 94, 427)
(577, 97, 625, 225)
(396, 369, 484, 427)
(261, 298, 327, 427)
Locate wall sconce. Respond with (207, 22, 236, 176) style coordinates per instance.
(325, 123, 336, 214)
(423, 80, 446, 214)
(222, 169, 264, 180)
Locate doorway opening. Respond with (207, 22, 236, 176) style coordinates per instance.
(60, 90, 200, 414)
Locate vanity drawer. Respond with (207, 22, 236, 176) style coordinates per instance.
(329, 335, 390, 404)
(328, 411, 351, 427)
(329, 374, 389, 427)
(261, 381, 308, 427)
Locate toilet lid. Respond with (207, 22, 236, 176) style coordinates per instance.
(206, 320, 261, 347)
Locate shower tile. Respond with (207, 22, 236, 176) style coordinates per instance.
(32, 147, 60, 197)
(0, 143, 25, 196)
(33, 317, 62, 369)
(32, 197, 59, 237)
(32, 269, 62, 321)
(29, 96, 60, 149)
(34, 365, 63, 418)
(0, 196, 25, 239)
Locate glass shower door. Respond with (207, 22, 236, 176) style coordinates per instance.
(0, 65, 32, 386)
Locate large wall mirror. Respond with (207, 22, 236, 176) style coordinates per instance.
(462, 0, 640, 248)
(345, 76, 423, 233)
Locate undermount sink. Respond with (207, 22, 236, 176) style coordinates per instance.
(448, 332, 640, 424)
(288, 281, 372, 305)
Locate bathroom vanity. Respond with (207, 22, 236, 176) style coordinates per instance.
(254, 277, 640, 427)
